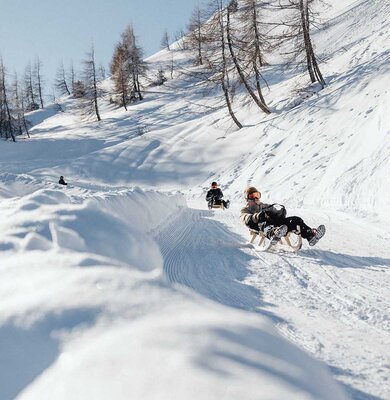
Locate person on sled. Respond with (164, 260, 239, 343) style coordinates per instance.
(240, 186, 325, 246)
(206, 182, 230, 209)
(58, 176, 68, 186)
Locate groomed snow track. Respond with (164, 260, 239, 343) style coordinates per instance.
(156, 203, 390, 400)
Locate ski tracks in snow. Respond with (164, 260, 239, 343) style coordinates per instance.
(155, 203, 390, 400)
(155, 207, 271, 313)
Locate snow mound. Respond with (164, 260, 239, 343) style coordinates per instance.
(0, 187, 348, 400)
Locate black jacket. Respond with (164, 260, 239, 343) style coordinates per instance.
(206, 188, 223, 201)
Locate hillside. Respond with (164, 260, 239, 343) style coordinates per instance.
(0, 0, 389, 399)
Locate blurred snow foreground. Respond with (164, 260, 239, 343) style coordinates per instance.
(0, 186, 347, 400)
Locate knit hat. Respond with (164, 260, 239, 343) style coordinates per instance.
(244, 186, 261, 199)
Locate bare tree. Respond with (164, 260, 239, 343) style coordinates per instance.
(226, 0, 271, 114)
(69, 61, 76, 95)
(204, 0, 243, 129)
(12, 73, 30, 138)
(174, 27, 188, 50)
(277, 0, 326, 88)
(80, 45, 101, 121)
(161, 29, 171, 51)
(34, 57, 44, 108)
(99, 64, 106, 80)
(186, 5, 207, 65)
(55, 62, 71, 96)
(23, 62, 38, 111)
(0, 60, 16, 141)
(123, 25, 146, 101)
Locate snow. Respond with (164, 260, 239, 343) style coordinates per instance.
(0, 0, 389, 399)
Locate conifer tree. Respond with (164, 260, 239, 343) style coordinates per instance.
(277, 0, 326, 87)
(0, 60, 16, 141)
(111, 25, 147, 109)
(226, 0, 271, 114)
(161, 29, 171, 51)
(12, 74, 29, 138)
(23, 63, 38, 111)
(203, 0, 242, 129)
(80, 45, 101, 121)
(186, 5, 207, 66)
(34, 57, 44, 108)
(55, 62, 71, 96)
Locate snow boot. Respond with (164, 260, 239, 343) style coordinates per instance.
(225, 200, 230, 209)
(308, 225, 326, 246)
(265, 225, 288, 245)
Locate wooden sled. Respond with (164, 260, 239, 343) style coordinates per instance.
(208, 200, 225, 210)
(249, 227, 302, 253)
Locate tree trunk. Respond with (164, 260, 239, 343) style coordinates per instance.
(226, 7, 271, 114)
(300, 0, 316, 83)
(36, 61, 44, 108)
(219, 3, 242, 129)
(197, 11, 203, 65)
(1, 66, 16, 141)
(91, 54, 101, 121)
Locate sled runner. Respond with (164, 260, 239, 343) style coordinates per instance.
(249, 226, 302, 253)
(208, 198, 225, 210)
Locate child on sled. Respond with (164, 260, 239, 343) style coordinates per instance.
(240, 186, 325, 246)
(206, 182, 230, 209)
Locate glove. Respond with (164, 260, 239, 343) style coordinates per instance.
(252, 211, 265, 223)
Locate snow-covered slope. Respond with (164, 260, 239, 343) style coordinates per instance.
(0, 0, 389, 399)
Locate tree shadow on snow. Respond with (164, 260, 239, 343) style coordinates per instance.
(299, 249, 390, 270)
(0, 308, 100, 400)
(329, 365, 386, 400)
(193, 326, 344, 399)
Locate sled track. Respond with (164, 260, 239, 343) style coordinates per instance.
(155, 207, 262, 311)
(155, 204, 390, 399)
(245, 242, 390, 399)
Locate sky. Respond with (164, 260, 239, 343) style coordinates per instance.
(0, 0, 202, 91)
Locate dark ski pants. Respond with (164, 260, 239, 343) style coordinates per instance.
(282, 216, 313, 239)
(251, 216, 313, 239)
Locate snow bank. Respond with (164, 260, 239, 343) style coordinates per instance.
(0, 186, 347, 400)
(0, 187, 185, 272)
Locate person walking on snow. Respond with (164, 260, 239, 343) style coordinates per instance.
(206, 182, 230, 209)
(240, 186, 325, 246)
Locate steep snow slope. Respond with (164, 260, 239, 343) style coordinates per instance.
(12, 0, 387, 217)
(0, 0, 389, 399)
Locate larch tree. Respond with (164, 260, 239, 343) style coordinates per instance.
(111, 44, 131, 110)
(203, 0, 243, 129)
(69, 61, 76, 95)
(186, 5, 207, 66)
(0, 60, 16, 141)
(277, 0, 326, 88)
(161, 29, 171, 51)
(33, 57, 44, 108)
(12, 73, 30, 138)
(123, 25, 146, 101)
(55, 62, 71, 96)
(111, 24, 147, 108)
(23, 63, 38, 111)
(80, 45, 101, 121)
(226, 0, 271, 114)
